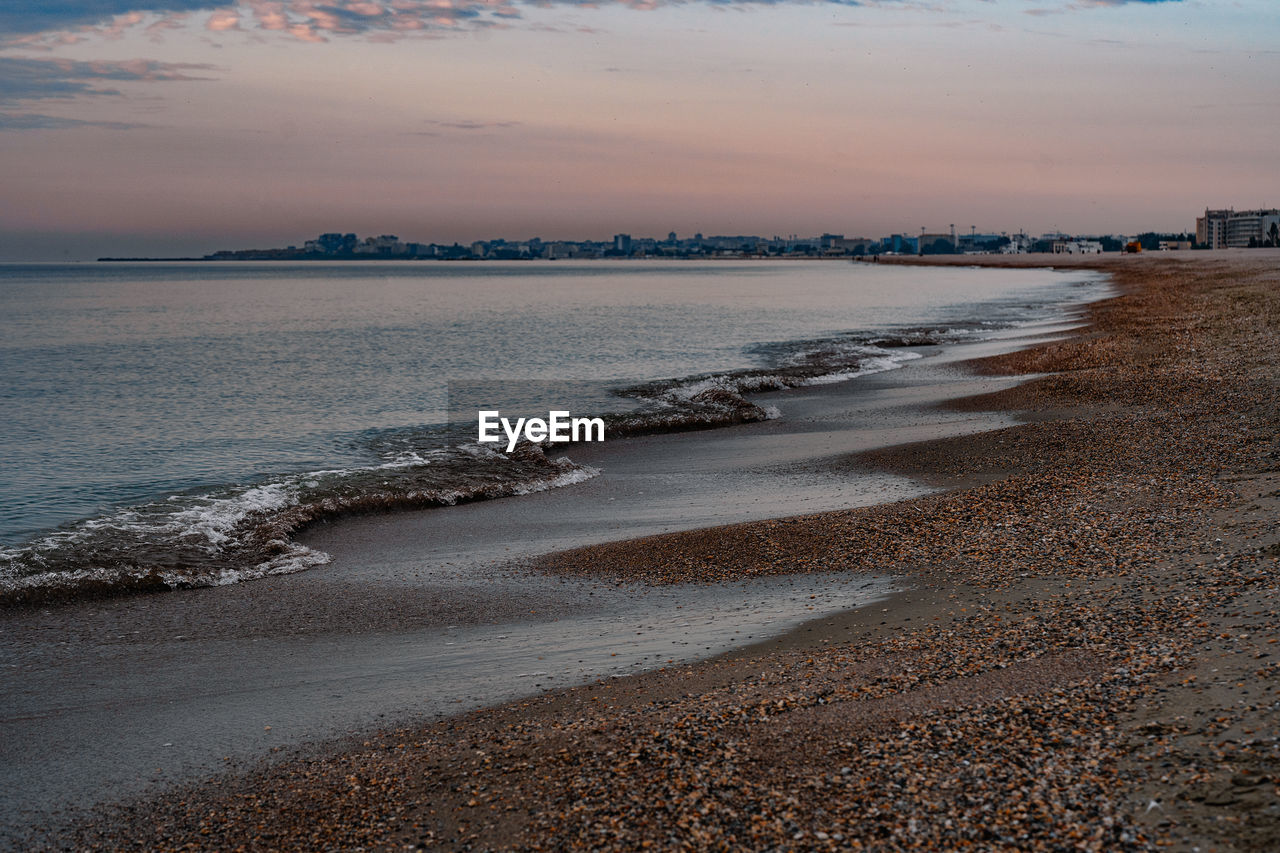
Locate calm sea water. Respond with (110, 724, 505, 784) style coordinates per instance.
(0, 260, 1106, 599)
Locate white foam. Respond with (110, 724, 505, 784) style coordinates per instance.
(799, 350, 921, 385)
(511, 464, 602, 496)
(189, 543, 334, 588)
(0, 445, 603, 598)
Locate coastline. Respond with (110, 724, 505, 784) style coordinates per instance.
(1, 319, 1060, 838)
(15, 251, 1280, 850)
(1, 260, 1083, 606)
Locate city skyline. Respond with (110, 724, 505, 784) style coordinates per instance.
(1, 0, 1277, 261)
(115, 222, 1204, 262)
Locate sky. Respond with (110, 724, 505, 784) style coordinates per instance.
(0, 0, 1276, 259)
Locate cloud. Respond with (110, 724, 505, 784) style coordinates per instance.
(1, 0, 882, 47)
(0, 56, 215, 105)
(0, 0, 1187, 48)
(205, 8, 241, 30)
(426, 119, 521, 130)
(0, 112, 144, 130)
(1027, 0, 1182, 12)
(0, 1, 217, 36)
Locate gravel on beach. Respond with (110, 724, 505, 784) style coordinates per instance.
(47, 253, 1280, 851)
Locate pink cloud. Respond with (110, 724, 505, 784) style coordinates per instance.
(0, 31, 88, 51)
(248, 1, 290, 31)
(288, 22, 327, 41)
(97, 11, 146, 40)
(206, 9, 242, 30)
(4, 0, 681, 47)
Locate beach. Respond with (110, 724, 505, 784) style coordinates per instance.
(11, 252, 1280, 850)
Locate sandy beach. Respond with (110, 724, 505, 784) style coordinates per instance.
(15, 251, 1280, 850)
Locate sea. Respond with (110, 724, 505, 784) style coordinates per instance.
(0, 260, 1108, 603)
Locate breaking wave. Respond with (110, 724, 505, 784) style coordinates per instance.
(0, 444, 597, 606)
(0, 324, 983, 606)
(602, 326, 977, 436)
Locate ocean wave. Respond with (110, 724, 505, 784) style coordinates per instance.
(0, 324, 981, 605)
(603, 334, 938, 437)
(0, 444, 598, 606)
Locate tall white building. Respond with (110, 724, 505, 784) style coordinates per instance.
(1196, 208, 1280, 249)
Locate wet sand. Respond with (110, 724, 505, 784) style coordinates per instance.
(11, 251, 1280, 851)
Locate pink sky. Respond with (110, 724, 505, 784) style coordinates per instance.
(0, 0, 1276, 259)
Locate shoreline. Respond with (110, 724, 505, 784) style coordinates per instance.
(1, 321, 1065, 839)
(14, 252, 1280, 850)
(1, 280, 1092, 841)
(0, 261, 1091, 608)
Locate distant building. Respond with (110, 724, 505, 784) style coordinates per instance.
(1053, 240, 1103, 255)
(1196, 208, 1280, 248)
(834, 237, 875, 255)
(1001, 233, 1032, 254)
(957, 233, 1004, 253)
(305, 232, 358, 254)
(545, 241, 593, 259)
(1196, 210, 1230, 248)
(883, 234, 918, 254)
(919, 233, 955, 254)
(613, 233, 632, 254)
